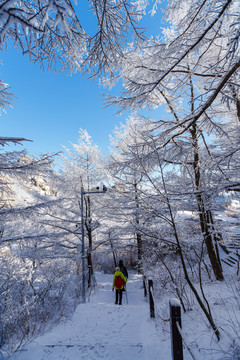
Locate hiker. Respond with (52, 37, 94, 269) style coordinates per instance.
(112, 267, 126, 305)
(119, 259, 128, 280)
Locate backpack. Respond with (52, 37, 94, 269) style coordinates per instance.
(115, 275, 124, 289)
(120, 266, 128, 279)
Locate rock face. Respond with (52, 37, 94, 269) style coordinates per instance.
(30, 176, 57, 195)
(0, 171, 57, 208)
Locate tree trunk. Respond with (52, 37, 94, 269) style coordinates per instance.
(190, 123, 223, 280)
(136, 233, 143, 274)
(231, 86, 240, 122)
(86, 195, 93, 287)
(159, 163, 220, 341)
(108, 230, 117, 267)
(134, 181, 143, 274)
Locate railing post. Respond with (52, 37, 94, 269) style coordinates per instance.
(148, 279, 155, 318)
(143, 275, 147, 297)
(170, 298, 183, 360)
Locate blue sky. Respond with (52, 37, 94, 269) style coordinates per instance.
(0, 1, 166, 165)
(1, 45, 124, 157)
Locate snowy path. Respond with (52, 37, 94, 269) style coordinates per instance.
(11, 272, 171, 360)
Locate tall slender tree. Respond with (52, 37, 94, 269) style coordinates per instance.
(61, 129, 105, 282)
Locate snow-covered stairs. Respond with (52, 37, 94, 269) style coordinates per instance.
(10, 272, 170, 360)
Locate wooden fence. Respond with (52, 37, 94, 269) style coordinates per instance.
(143, 276, 183, 360)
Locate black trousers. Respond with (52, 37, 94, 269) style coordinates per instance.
(115, 289, 123, 304)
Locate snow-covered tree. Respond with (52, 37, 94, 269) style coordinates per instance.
(60, 129, 106, 283)
(110, 0, 239, 112)
(0, 0, 146, 74)
(0, 148, 84, 349)
(108, 115, 152, 272)
(103, 0, 240, 281)
(109, 112, 224, 338)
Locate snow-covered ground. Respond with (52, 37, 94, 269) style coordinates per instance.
(8, 266, 240, 360)
(9, 272, 171, 360)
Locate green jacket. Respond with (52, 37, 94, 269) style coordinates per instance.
(112, 271, 126, 289)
